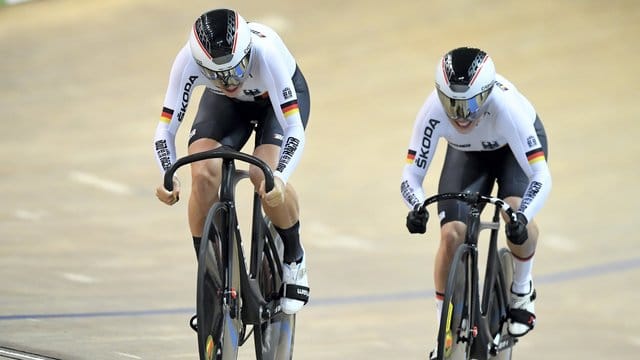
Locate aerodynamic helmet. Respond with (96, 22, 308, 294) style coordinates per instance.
(189, 9, 252, 88)
(434, 47, 496, 120)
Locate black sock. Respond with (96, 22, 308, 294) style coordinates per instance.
(193, 236, 201, 260)
(275, 221, 303, 264)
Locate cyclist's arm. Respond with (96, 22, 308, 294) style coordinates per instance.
(501, 111, 552, 222)
(401, 95, 444, 209)
(259, 46, 305, 185)
(153, 44, 203, 173)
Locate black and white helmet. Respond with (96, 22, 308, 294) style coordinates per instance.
(188, 9, 252, 88)
(434, 47, 496, 120)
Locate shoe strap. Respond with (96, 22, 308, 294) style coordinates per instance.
(509, 308, 536, 329)
(280, 283, 310, 304)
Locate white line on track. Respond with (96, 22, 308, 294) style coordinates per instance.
(0, 346, 58, 360)
(4, 0, 32, 5)
(14, 209, 47, 221)
(540, 233, 577, 252)
(68, 171, 132, 195)
(114, 352, 142, 359)
(61, 272, 97, 284)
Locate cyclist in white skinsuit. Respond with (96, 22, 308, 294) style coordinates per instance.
(400, 47, 551, 358)
(154, 9, 310, 316)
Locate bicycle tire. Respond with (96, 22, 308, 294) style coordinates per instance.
(253, 219, 296, 360)
(489, 248, 515, 360)
(196, 203, 242, 360)
(437, 246, 474, 360)
(479, 247, 513, 360)
(498, 249, 514, 308)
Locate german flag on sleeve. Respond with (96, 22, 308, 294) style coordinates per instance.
(281, 100, 299, 118)
(526, 148, 545, 165)
(406, 150, 416, 164)
(160, 107, 174, 124)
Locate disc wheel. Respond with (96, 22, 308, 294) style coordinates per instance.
(437, 247, 473, 360)
(196, 203, 241, 360)
(253, 220, 296, 360)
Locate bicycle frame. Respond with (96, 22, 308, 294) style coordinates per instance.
(163, 146, 293, 360)
(217, 156, 284, 327)
(459, 203, 515, 358)
(421, 192, 518, 360)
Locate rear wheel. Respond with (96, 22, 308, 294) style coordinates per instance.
(482, 248, 514, 359)
(437, 246, 473, 360)
(196, 203, 241, 360)
(498, 249, 513, 305)
(489, 248, 515, 360)
(253, 219, 296, 360)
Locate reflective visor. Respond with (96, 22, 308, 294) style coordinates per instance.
(199, 52, 251, 89)
(437, 87, 493, 120)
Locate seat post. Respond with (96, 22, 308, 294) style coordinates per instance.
(219, 158, 236, 202)
(465, 204, 481, 246)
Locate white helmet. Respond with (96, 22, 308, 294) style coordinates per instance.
(189, 9, 252, 88)
(434, 47, 496, 120)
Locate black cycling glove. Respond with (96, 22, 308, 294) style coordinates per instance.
(406, 204, 428, 234)
(506, 211, 528, 245)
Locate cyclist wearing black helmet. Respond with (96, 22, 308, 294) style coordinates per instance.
(401, 47, 551, 358)
(154, 8, 310, 316)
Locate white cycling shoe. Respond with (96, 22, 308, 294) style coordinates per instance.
(508, 281, 537, 337)
(280, 249, 309, 315)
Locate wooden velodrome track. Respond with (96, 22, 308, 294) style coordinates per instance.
(1, 0, 639, 359)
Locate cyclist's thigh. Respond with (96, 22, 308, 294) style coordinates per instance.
(252, 144, 280, 175)
(495, 116, 549, 199)
(437, 145, 494, 225)
(189, 88, 254, 150)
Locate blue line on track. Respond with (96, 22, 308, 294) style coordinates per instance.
(1, 257, 638, 321)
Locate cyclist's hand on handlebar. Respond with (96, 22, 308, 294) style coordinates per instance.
(260, 177, 285, 208)
(406, 204, 429, 234)
(156, 176, 180, 206)
(506, 211, 528, 245)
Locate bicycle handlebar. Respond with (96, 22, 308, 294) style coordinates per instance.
(419, 192, 518, 223)
(163, 146, 275, 192)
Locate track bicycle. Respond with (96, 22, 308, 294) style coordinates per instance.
(419, 192, 519, 360)
(164, 146, 295, 360)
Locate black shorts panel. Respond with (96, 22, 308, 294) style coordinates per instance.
(437, 116, 548, 224)
(188, 66, 311, 150)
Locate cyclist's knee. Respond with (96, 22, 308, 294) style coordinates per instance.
(249, 144, 279, 188)
(284, 183, 299, 203)
(526, 220, 539, 242)
(508, 219, 538, 258)
(190, 163, 220, 197)
(248, 165, 265, 189)
(440, 221, 465, 251)
(503, 196, 521, 209)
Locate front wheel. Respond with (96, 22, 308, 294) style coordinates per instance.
(437, 246, 474, 360)
(253, 219, 296, 360)
(196, 203, 241, 360)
